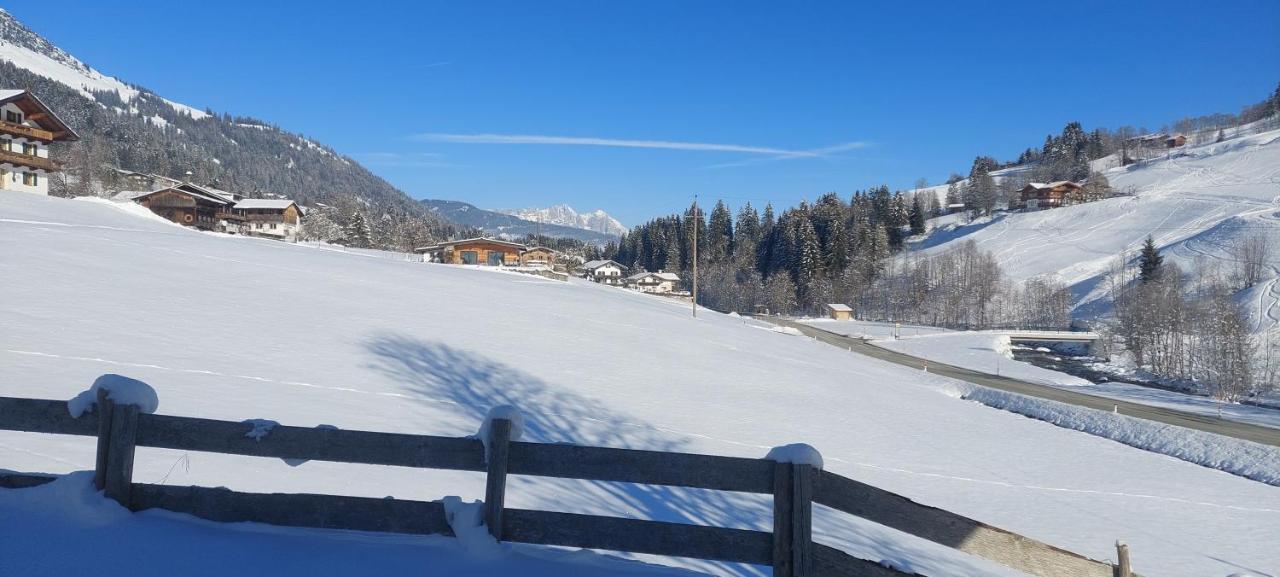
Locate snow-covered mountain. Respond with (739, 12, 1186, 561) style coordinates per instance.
(0, 9, 206, 119)
(421, 198, 620, 244)
(499, 204, 628, 236)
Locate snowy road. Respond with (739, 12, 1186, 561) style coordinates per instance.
(764, 318, 1280, 448)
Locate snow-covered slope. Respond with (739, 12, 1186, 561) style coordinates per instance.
(920, 129, 1280, 321)
(2, 193, 1279, 577)
(500, 204, 629, 236)
(0, 9, 205, 119)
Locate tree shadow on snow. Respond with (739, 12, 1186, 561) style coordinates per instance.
(363, 332, 772, 577)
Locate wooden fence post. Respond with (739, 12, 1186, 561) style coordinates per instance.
(1114, 541, 1131, 577)
(773, 462, 813, 577)
(483, 418, 512, 540)
(103, 403, 139, 508)
(92, 388, 114, 491)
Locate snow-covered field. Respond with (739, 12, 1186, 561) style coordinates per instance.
(3, 192, 1280, 577)
(0, 472, 698, 577)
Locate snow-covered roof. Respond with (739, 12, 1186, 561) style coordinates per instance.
(127, 185, 233, 206)
(0, 89, 24, 101)
(233, 199, 296, 210)
(825, 303, 853, 312)
(1025, 181, 1081, 190)
(627, 271, 680, 282)
(582, 259, 625, 270)
(179, 182, 238, 202)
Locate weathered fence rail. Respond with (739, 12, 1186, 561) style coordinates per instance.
(0, 394, 1133, 577)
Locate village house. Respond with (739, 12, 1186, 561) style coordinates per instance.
(519, 246, 559, 267)
(1166, 134, 1187, 148)
(415, 237, 525, 266)
(625, 270, 681, 294)
(581, 259, 628, 285)
(1019, 181, 1083, 210)
(825, 303, 853, 321)
(117, 185, 233, 230)
(221, 199, 303, 241)
(0, 90, 79, 195)
(118, 180, 303, 240)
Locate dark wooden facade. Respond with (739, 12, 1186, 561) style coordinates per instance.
(133, 187, 232, 230)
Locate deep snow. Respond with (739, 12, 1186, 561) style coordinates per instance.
(0, 472, 701, 577)
(2, 192, 1279, 577)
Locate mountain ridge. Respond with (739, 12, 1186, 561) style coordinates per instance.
(420, 199, 620, 245)
(497, 204, 628, 236)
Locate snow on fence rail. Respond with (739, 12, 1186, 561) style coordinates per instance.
(0, 392, 1134, 577)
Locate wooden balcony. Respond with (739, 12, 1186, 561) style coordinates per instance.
(0, 121, 54, 142)
(0, 148, 60, 172)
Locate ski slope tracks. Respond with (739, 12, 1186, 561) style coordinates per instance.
(2, 193, 1279, 576)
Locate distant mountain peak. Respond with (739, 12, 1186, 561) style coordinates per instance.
(497, 204, 628, 236)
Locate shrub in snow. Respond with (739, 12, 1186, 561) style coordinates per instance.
(67, 374, 159, 418)
(765, 443, 824, 469)
(475, 405, 525, 462)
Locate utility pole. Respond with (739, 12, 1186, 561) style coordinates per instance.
(692, 195, 698, 318)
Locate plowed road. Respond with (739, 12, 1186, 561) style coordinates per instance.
(761, 317, 1280, 447)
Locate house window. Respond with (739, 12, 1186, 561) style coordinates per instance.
(22, 143, 36, 156)
(5, 110, 21, 124)
(270, 223, 277, 230)
(22, 172, 37, 186)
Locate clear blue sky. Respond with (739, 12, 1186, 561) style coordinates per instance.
(7, 1, 1278, 225)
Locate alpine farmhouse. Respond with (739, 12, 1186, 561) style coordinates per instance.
(0, 90, 80, 194)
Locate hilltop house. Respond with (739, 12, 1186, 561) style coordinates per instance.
(0, 89, 79, 195)
(581, 259, 628, 285)
(1166, 134, 1187, 148)
(416, 237, 525, 265)
(1019, 181, 1083, 210)
(625, 271, 680, 294)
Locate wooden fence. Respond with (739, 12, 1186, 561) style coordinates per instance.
(0, 393, 1134, 577)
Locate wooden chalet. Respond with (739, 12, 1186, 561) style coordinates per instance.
(120, 186, 233, 230)
(625, 270, 681, 294)
(1019, 181, 1083, 209)
(0, 89, 80, 195)
(415, 237, 526, 266)
(519, 246, 559, 267)
(1166, 134, 1187, 148)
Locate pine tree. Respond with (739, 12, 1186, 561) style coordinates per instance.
(707, 200, 734, 262)
(908, 194, 926, 235)
(343, 209, 372, 248)
(1139, 236, 1164, 284)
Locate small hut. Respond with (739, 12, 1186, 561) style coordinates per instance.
(825, 303, 853, 321)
